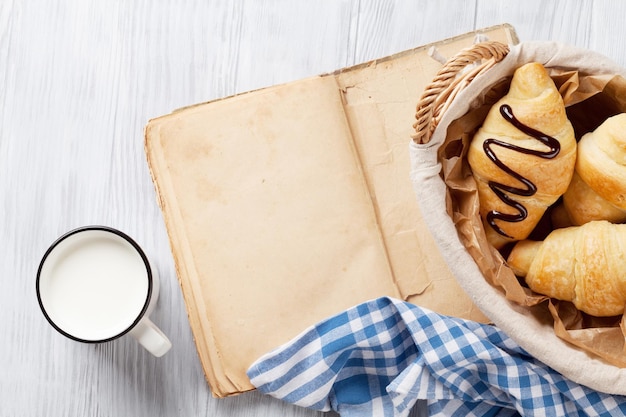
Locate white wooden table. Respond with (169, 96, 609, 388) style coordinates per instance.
(3, 1, 626, 416)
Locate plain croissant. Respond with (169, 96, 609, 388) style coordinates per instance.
(563, 113, 626, 225)
(507, 220, 626, 317)
(467, 62, 577, 249)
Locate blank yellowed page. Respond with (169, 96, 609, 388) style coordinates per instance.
(334, 28, 516, 320)
(145, 76, 400, 396)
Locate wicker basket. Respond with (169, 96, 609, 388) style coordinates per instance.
(412, 41, 510, 145)
(409, 40, 626, 395)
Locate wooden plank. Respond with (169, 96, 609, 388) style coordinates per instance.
(351, 0, 477, 63)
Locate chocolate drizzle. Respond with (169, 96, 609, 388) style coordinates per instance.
(483, 104, 561, 238)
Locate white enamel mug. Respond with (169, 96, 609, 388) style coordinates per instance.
(36, 226, 172, 357)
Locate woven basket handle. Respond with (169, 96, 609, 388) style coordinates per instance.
(411, 41, 510, 144)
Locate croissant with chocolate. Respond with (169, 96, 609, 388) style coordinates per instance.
(563, 113, 626, 225)
(507, 220, 626, 317)
(467, 62, 577, 248)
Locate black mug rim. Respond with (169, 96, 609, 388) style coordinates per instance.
(35, 226, 153, 344)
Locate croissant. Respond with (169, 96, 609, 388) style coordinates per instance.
(507, 220, 626, 317)
(467, 62, 577, 249)
(563, 113, 626, 225)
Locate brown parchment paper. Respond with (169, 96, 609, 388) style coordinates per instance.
(441, 68, 626, 367)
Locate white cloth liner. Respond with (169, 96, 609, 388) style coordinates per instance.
(410, 41, 626, 395)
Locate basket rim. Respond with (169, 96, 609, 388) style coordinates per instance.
(411, 41, 510, 145)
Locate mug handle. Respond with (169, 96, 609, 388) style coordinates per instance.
(129, 318, 172, 357)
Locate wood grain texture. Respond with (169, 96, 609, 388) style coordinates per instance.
(351, 0, 477, 63)
(2, 1, 625, 416)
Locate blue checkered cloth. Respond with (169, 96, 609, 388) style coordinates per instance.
(247, 297, 626, 416)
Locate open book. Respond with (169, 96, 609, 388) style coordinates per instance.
(145, 24, 518, 397)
